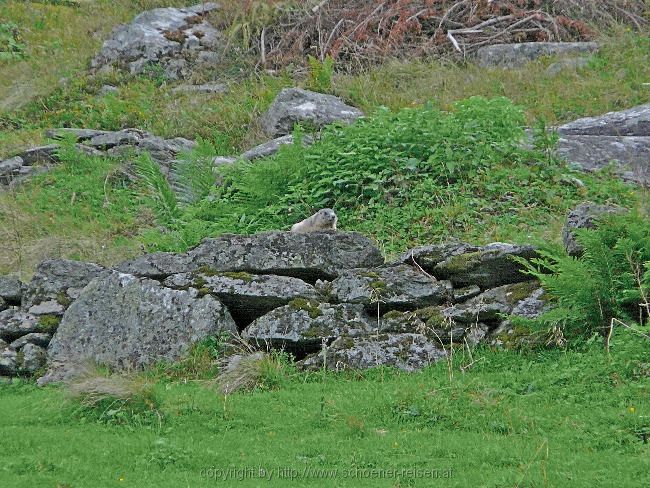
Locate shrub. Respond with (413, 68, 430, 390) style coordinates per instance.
(518, 211, 650, 338)
(215, 349, 295, 394)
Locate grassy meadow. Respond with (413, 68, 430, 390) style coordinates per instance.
(0, 2, 649, 487)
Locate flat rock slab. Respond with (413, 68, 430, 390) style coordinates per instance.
(558, 103, 650, 136)
(163, 271, 318, 328)
(476, 42, 599, 68)
(39, 271, 236, 384)
(261, 88, 363, 137)
(325, 265, 452, 313)
(299, 333, 446, 372)
(557, 135, 649, 186)
(242, 302, 375, 354)
(189, 231, 384, 282)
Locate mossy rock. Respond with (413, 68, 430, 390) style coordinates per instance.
(288, 298, 323, 319)
(56, 292, 72, 307)
(441, 251, 482, 274)
(504, 281, 540, 306)
(218, 271, 255, 283)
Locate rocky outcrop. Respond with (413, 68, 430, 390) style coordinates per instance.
(562, 202, 628, 257)
(2, 226, 555, 380)
(38, 271, 237, 384)
(90, 3, 221, 79)
(475, 42, 599, 68)
(555, 104, 650, 186)
(260, 88, 363, 137)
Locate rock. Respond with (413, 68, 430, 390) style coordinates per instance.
(562, 202, 628, 257)
(22, 259, 104, 315)
(171, 82, 228, 94)
(17, 144, 60, 165)
(380, 308, 467, 344)
(475, 42, 599, 68)
(326, 265, 452, 313)
(212, 156, 236, 166)
(556, 135, 650, 186)
(558, 103, 650, 136)
(85, 129, 145, 149)
(18, 343, 47, 375)
(0, 310, 40, 341)
(453, 285, 481, 302)
(0, 338, 6, 349)
(185, 231, 384, 282)
(0, 349, 17, 376)
(240, 134, 314, 161)
(45, 128, 111, 141)
(115, 252, 194, 279)
(8, 332, 51, 350)
(163, 271, 319, 327)
(260, 88, 363, 137)
(39, 271, 236, 384)
(0, 156, 24, 184)
(431, 243, 538, 289)
(397, 241, 480, 270)
(242, 302, 375, 354)
(299, 333, 446, 372)
(0, 297, 5, 312)
(91, 3, 221, 79)
(443, 281, 542, 324)
(98, 85, 119, 96)
(546, 57, 590, 76)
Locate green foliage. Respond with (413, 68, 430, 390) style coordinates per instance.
(0, 22, 26, 62)
(132, 153, 178, 223)
(142, 96, 638, 254)
(306, 55, 335, 93)
(173, 139, 219, 204)
(518, 211, 650, 338)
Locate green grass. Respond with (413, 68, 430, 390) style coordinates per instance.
(1, 330, 648, 487)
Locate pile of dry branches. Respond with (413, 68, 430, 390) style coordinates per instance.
(254, 0, 647, 69)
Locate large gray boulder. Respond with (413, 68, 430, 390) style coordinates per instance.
(119, 231, 384, 282)
(299, 333, 446, 372)
(476, 42, 599, 68)
(39, 271, 236, 384)
(163, 271, 319, 327)
(0, 349, 17, 376)
(18, 343, 47, 375)
(22, 259, 104, 316)
(242, 302, 375, 354)
(558, 103, 650, 136)
(91, 3, 221, 79)
(325, 265, 452, 313)
(562, 202, 628, 257)
(260, 88, 363, 137)
(556, 135, 649, 186)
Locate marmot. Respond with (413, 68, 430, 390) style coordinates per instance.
(290, 208, 338, 233)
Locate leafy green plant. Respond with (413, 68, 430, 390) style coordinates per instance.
(0, 22, 26, 62)
(517, 211, 650, 338)
(306, 55, 335, 93)
(132, 153, 179, 223)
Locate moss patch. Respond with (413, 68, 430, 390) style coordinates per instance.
(289, 298, 322, 319)
(219, 271, 255, 283)
(37, 315, 61, 333)
(504, 281, 540, 306)
(440, 252, 482, 274)
(56, 292, 72, 307)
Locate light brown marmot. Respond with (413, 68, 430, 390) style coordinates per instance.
(290, 208, 338, 233)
